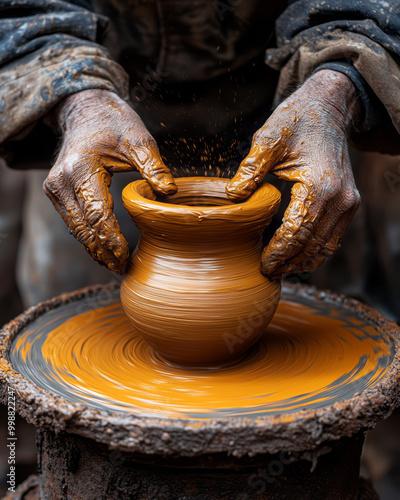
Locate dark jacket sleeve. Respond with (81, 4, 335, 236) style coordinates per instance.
(0, 0, 128, 164)
(266, 0, 400, 153)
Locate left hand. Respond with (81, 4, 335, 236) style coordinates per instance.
(43, 89, 177, 274)
(226, 69, 361, 279)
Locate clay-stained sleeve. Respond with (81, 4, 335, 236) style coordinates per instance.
(0, 0, 129, 154)
(266, 0, 400, 153)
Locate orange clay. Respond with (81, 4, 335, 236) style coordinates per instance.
(121, 177, 281, 366)
(12, 298, 391, 420)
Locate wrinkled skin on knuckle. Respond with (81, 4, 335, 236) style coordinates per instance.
(298, 234, 342, 271)
(44, 164, 65, 196)
(320, 176, 343, 203)
(43, 175, 57, 198)
(65, 210, 102, 257)
(77, 168, 111, 195)
(341, 185, 361, 212)
(63, 162, 91, 190)
(353, 189, 361, 210)
(128, 134, 157, 151)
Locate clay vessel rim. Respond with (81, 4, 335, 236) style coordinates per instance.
(1, 282, 400, 458)
(122, 177, 281, 220)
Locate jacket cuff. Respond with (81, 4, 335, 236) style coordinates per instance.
(0, 43, 129, 145)
(266, 30, 400, 151)
(311, 61, 374, 134)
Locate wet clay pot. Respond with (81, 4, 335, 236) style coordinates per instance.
(120, 177, 281, 366)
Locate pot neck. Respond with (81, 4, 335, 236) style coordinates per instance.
(134, 217, 266, 256)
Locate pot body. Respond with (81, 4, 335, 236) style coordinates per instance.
(121, 177, 281, 366)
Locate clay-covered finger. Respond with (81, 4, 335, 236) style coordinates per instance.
(226, 129, 281, 201)
(292, 210, 355, 274)
(294, 241, 340, 274)
(126, 136, 177, 195)
(269, 230, 334, 278)
(74, 167, 130, 271)
(226, 122, 293, 201)
(261, 182, 321, 277)
(284, 183, 360, 275)
(43, 173, 77, 228)
(273, 210, 338, 276)
(225, 151, 265, 200)
(44, 167, 128, 274)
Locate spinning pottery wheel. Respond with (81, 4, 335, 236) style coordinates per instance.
(1, 282, 400, 499)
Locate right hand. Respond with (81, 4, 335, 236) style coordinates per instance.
(43, 89, 177, 274)
(226, 70, 361, 279)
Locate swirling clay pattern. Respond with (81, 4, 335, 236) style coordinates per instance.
(121, 177, 281, 366)
(10, 290, 393, 420)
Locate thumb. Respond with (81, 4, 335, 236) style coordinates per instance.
(226, 116, 293, 201)
(137, 145, 178, 195)
(226, 132, 275, 201)
(141, 154, 178, 196)
(123, 135, 178, 195)
(225, 150, 264, 201)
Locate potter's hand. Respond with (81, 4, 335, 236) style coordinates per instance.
(43, 89, 177, 274)
(226, 70, 361, 279)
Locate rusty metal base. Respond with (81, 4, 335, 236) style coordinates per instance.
(4, 473, 379, 500)
(4, 428, 374, 500)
